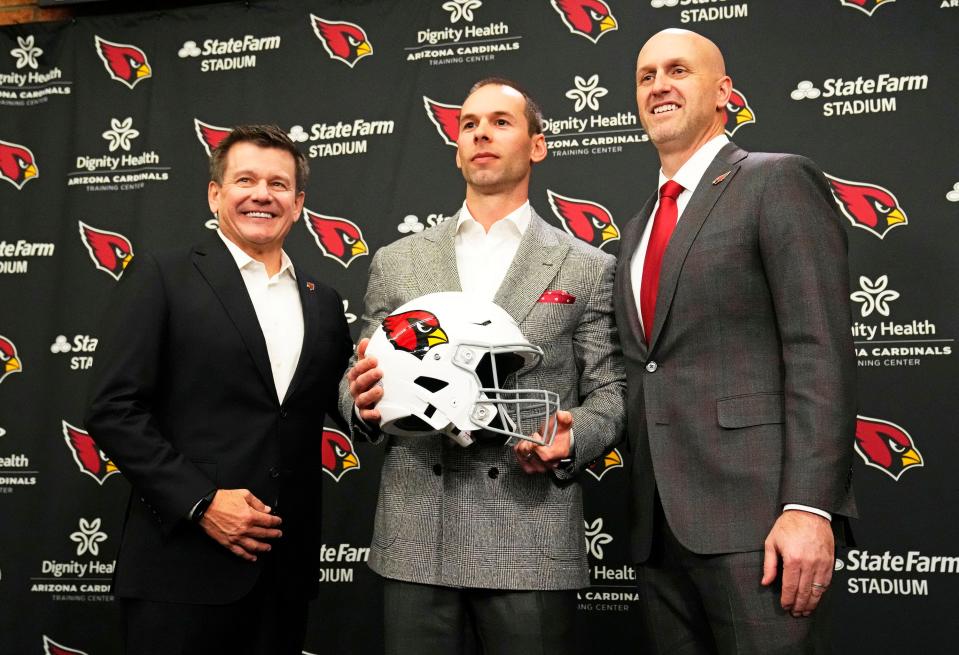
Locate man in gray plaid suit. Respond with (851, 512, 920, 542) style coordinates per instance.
(342, 78, 625, 654)
(615, 29, 857, 653)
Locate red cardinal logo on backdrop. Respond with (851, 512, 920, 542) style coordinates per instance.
(855, 415, 923, 481)
(423, 97, 461, 147)
(724, 89, 755, 137)
(0, 335, 22, 384)
(94, 35, 152, 89)
(62, 421, 119, 485)
(79, 221, 134, 280)
(310, 15, 373, 67)
(547, 189, 620, 249)
(383, 310, 449, 359)
(321, 428, 361, 482)
(825, 174, 907, 239)
(0, 139, 39, 190)
(194, 118, 231, 156)
(586, 447, 623, 481)
(43, 635, 89, 655)
(839, 0, 896, 16)
(304, 209, 369, 268)
(551, 0, 618, 43)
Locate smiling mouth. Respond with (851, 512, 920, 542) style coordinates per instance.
(244, 211, 275, 219)
(652, 103, 679, 115)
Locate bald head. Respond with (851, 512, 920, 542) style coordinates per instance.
(638, 29, 726, 78)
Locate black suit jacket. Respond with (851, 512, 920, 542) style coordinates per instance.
(85, 231, 352, 604)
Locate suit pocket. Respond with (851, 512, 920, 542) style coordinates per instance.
(716, 392, 784, 429)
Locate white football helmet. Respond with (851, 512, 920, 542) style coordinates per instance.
(366, 292, 560, 447)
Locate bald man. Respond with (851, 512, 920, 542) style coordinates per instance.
(614, 29, 857, 653)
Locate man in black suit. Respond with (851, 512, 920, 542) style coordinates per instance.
(86, 125, 352, 655)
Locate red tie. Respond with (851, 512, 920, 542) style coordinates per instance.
(640, 180, 684, 343)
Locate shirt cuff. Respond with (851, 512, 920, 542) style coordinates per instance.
(783, 504, 832, 522)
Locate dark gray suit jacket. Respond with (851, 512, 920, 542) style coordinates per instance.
(614, 142, 857, 562)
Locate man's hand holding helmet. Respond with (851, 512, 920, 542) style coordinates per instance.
(347, 337, 383, 426)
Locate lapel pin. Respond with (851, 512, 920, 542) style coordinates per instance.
(306, 281, 315, 292)
(712, 170, 731, 186)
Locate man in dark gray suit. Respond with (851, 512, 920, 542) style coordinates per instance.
(615, 30, 857, 653)
(343, 78, 625, 654)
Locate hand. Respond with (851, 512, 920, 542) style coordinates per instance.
(761, 509, 834, 617)
(199, 489, 283, 562)
(347, 338, 383, 425)
(514, 411, 573, 475)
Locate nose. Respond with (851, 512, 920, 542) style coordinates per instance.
(473, 118, 491, 142)
(650, 71, 672, 96)
(250, 179, 271, 200)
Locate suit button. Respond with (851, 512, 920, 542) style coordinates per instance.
(432, 464, 442, 476)
(645, 361, 658, 373)
(488, 467, 499, 479)
(270, 467, 281, 479)
(280, 409, 289, 418)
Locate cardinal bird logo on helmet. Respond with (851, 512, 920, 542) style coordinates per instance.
(424, 97, 461, 147)
(63, 421, 119, 485)
(855, 415, 923, 481)
(551, 0, 618, 43)
(79, 221, 134, 280)
(194, 118, 231, 157)
(725, 89, 755, 137)
(43, 635, 89, 655)
(321, 428, 361, 482)
(383, 309, 449, 359)
(825, 174, 907, 239)
(311, 15, 373, 67)
(0, 335, 22, 384)
(304, 209, 369, 268)
(839, 0, 896, 17)
(586, 447, 623, 481)
(0, 139, 39, 190)
(547, 190, 620, 250)
(94, 36, 152, 89)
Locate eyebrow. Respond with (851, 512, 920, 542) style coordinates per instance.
(637, 57, 692, 73)
(459, 110, 516, 122)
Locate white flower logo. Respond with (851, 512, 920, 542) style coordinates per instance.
(50, 335, 71, 354)
(565, 75, 608, 112)
(442, 0, 482, 23)
(398, 214, 425, 234)
(343, 300, 357, 324)
(584, 517, 613, 559)
(790, 81, 821, 100)
(10, 35, 43, 70)
(70, 517, 108, 557)
(850, 275, 900, 318)
(288, 125, 309, 143)
(177, 40, 201, 58)
(102, 117, 140, 152)
(946, 182, 959, 203)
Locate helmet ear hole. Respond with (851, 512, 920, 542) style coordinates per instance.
(414, 376, 449, 392)
(393, 415, 434, 433)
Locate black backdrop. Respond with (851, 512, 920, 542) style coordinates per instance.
(2, 1, 958, 653)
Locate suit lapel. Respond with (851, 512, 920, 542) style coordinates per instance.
(493, 209, 569, 325)
(418, 216, 462, 294)
(282, 257, 317, 404)
(192, 233, 278, 400)
(649, 142, 748, 348)
(617, 192, 658, 356)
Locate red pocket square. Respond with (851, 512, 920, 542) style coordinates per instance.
(538, 290, 576, 304)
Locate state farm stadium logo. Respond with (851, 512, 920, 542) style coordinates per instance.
(68, 117, 170, 191)
(405, 0, 521, 66)
(1, 35, 72, 107)
(839, 0, 895, 17)
(43, 635, 90, 655)
(725, 88, 755, 137)
(177, 32, 281, 73)
(62, 421, 119, 485)
(310, 15, 373, 68)
(0, 139, 39, 190)
(50, 334, 98, 371)
(321, 428, 360, 482)
(547, 190, 620, 250)
(579, 516, 638, 611)
(79, 221, 134, 280)
(789, 71, 927, 118)
(851, 274, 951, 368)
(825, 174, 907, 239)
(649, 0, 749, 25)
(286, 115, 394, 159)
(304, 209, 369, 268)
(30, 517, 115, 601)
(834, 548, 958, 597)
(551, 0, 618, 43)
(94, 36, 151, 89)
(854, 415, 923, 481)
(544, 74, 646, 158)
(319, 542, 369, 583)
(397, 211, 453, 234)
(0, 237, 54, 275)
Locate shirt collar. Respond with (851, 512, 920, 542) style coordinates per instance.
(216, 229, 296, 279)
(658, 134, 729, 195)
(455, 200, 531, 237)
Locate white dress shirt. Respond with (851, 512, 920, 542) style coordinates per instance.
(217, 230, 303, 403)
(628, 137, 830, 522)
(454, 201, 530, 301)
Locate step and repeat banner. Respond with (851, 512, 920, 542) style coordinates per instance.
(1, 1, 957, 653)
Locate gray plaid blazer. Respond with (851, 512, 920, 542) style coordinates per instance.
(340, 208, 625, 590)
(614, 142, 857, 563)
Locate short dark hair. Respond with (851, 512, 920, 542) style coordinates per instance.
(466, 77, 544, 136)
(209, 124, 309, 193)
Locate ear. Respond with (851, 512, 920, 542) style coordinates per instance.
(716, 75, 733, 110)
(455, 146, 463, 171)
(207, 180, 221, 215)
(530, 133, 547, 165)
(293, 191, 305, 222)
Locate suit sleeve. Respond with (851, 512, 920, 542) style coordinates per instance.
(325, 287, 357, 433)
(758, 156, 857, 517)
(85, 253, 216, 531)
